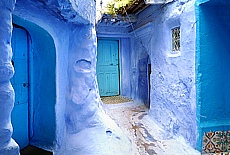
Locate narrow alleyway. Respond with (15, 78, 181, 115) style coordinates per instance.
(102, 96, 200, 155)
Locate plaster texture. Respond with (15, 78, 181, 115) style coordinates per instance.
(61, 26, 131, 155)
(130, 0, 197, 148)
(0, 0, 132, 154)
(0, 0, 20, 154)
(96, 0, 197, 149)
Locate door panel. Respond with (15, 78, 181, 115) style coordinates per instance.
(11, 27, 29, 149)
(11, 103, 28, 148)
(97, 39, 119, 96)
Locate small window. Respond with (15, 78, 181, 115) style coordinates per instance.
(172, 27, 180, 52)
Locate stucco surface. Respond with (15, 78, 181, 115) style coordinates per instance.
(61, 26, 132, 154)
(130, 0, 197, 147)
(96, 0, 197, 148)
(15, 0, 95, 25)
(0, 0, 20, 154)
(0, 0, 132, 154)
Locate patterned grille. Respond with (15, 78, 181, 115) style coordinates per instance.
(172, 27, 180, 52)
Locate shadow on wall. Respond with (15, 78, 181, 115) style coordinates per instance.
(11, 15, 56, 151)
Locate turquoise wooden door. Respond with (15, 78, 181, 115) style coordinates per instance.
(97, 39, 119, 96)
(11, 26, 29, 149)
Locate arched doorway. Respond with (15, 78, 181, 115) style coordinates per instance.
(11, 16, 56, 151)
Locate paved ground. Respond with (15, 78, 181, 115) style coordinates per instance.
(103, 97, 200, 155)
(21, 96, 200, 155)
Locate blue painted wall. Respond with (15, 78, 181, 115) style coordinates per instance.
(131, 1, 197, 148)
(1, 0, 133, 154)
(97, 1, 197, 148)
(130, 23, 153, 104)
(13, 16, 56, 150)
(196, 0, 230, 151)
(0, 1, 20, 154)
(120, 38, 131, 97)
(12, 0, 96, 152)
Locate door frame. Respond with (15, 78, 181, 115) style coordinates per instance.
(27, 26, 34, 141)
(147, 56, 151, 108)
(97, 37, 121, 96)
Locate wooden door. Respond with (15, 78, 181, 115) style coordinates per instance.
(96, 39, 119, 96)
(11, 26, 29, 149)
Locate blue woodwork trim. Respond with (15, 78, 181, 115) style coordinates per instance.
(97, 33, 132, 38)
(195, 0, 230, 151)
(13, 16, 34, 144)
(28, 32, 34, 140)
(97, 37, 121, 96)
(195, 0, 203, 151)
(97, 31, 132, 98)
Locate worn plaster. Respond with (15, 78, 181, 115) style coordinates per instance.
(96, 0, 197, 149)
(0, 0, 132, 154)
(0, 0, 20, 154)
(129, 0, 197, 148)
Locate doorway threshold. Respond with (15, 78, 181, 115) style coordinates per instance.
(101, 95, 133, 104)
(20, 145, 52, 155)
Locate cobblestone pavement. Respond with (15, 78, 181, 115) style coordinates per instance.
(103, 100, 200, 155)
